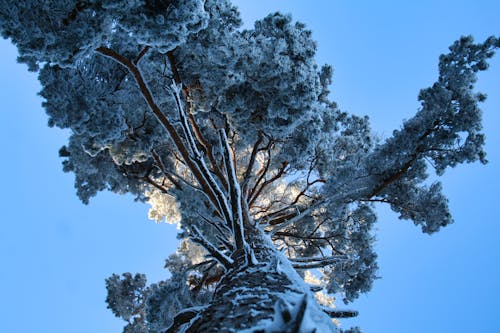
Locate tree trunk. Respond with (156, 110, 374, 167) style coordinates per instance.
(185, 226, 337, 333)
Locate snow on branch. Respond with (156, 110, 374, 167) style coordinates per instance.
(268, 199, 327, 236)
(268, 295, 309, 333)
(291, 255, 349, 270)
(150, 149, 182, 190)
(166, 51, 225, 187)
(248, 161, 288, 207)
(219, 128, 247, 252)
(95, 46, 222, 211)
(163, 306, 206, 333)
(197, 213, 235, 252)
(170, 80, 234, 229)
(190, 226, 234, 269)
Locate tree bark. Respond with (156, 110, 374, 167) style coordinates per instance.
(185, 226, 337, 333)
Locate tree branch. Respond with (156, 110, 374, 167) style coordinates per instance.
(150, 149, 182, 190)
(369, 126, 436, 197)
(219, 128, 246, 252)
(198, 213, 234, 252)
(260, 178, 324, 225)
(268, 199, 327, 235)
(95, 47, 221, 212)
(321, 308, 359, 318)
(171, 81, 234, 228)
(188, 113, 228, 189)
(291, 255, 349, 269)
(166, 51, 228, 188)
(247, 139, 273, 200)
(133, 46, 151, 65)
(145, 176, 171, 194)
(243, 132, 264, 184)
(249, 161, 288, 207)
(190, 226, 234, 269)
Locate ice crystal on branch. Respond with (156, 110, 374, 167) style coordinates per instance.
(1, 0, 498, 331)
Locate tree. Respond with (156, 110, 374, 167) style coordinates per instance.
(1, 1, 498, 332)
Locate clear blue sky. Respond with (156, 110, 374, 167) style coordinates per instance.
(1, 1, 499, 332)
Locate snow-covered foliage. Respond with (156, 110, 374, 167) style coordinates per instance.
(1, 0, 498, 331)
(365, 35, 499, 234)
(106, 272, 148, 324)
(146, 189, 181, 223)
(0, 0, 208, 70)
(105, 240, 213, 332)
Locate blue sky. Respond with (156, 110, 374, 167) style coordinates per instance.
(1, 1, 499, 332)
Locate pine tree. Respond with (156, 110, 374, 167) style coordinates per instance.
(1, 1, 498, 332)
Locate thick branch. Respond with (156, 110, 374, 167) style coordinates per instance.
(291, 255, 349, 269)
(145, 176, 170, 194)
(167, 51, 231, 221)
(95, 47, 221, 213)
(191, 226, 234, 269)
(273, 230, 342, 243)
(219, 128, 246, 252)
(188, 113, 227, 189)
(166, 51, 186, 92)
(265, 211, 298, 226)
(268, 199, 327, 235)
(369, 126, 436, 197)
(369, 156, 417, 197)
(166, 49, 224, 184)
(247, 140, 273, 200)
(291, 295, 308, 333)
(172, 82, 233, 227)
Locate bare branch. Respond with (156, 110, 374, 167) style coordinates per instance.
(249, 161, 288, 207)
(248, 139, 273, 200)
(133, 46, 151, 65)
(243, 132, 264, 184)
(145, 176, 170, 194)
(321, 308, 359, 318)
(150, 149, 182, 190)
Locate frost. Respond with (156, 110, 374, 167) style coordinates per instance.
(146, 190, 181, 224)
(2, 1, 498, 332)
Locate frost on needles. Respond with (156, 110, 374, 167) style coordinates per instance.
(1, 1, 498, 332)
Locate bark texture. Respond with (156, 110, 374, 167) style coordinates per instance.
(185, 226, 336, 333)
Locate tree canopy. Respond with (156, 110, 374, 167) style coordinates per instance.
(1, 1, 498, 332)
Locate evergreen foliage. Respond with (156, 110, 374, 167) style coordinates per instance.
(1, 1, 498, 331)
